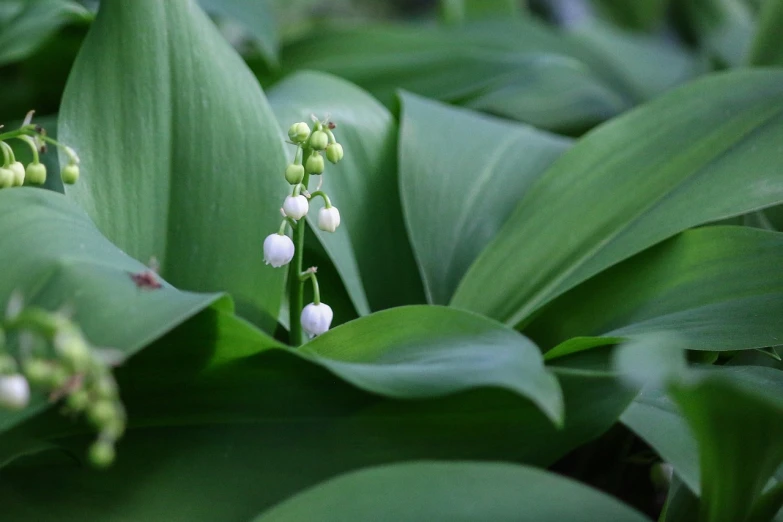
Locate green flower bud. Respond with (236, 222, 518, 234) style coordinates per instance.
(25, 162, 47, 185)
(66, 389, 90, 411)
(285, 163, 305, 185)
(102, 416, 126, 439)
(53, 330, 91, 372)
(288, 122, 311, 143)
(87, 399, 117, 428)
(309, 130, 329, 151)
(88, 439, 115, 468)
(326, 143, 344, 164)
(9, 162, 25, 186)
(61, 164, 80, 185)
(0, 167, 13, 189)
(305, 153, 325, 175)
(94, 375, 118, 399)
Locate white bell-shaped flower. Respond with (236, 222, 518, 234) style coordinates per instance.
(301, 302, 333, 337)
(318, 206, 341, 233)
(0, 374, 30, 410)
(263, 233, 295, 267)
(283, 195, 309, 220)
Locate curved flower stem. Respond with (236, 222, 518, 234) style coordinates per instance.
(288, 150, 312, 345)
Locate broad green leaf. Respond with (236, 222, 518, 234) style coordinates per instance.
(399, 92, 571, 305)
(0, 0, 90, 67)
(251, 462, 651, 522)
(675, 0, 755, 66)
(440, 0, 524, 24)
(463, 54, 628, 133)
(268, 71, 424, 314)
(198, 0, 278, 67)
(0, 188, 222, 435)
(59, 0, 287, 330)
(452, 70, 783, 326)
(529, 227, 783, 354)
(749, 0, 783, 66)
(591, 0, 669, 31)
(300, 305, 563, 424)
(0, 310, 633, 520)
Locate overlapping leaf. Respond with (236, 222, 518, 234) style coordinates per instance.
(58, 0, 288, 331)
(452, 70, 783, 327)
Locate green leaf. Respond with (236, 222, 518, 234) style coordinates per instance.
(0, 0, 90, 67)
(0, 308, 633, 519)
(399, 92, 571, 305)
(197, 0, 278, 67)
(0, 188, 222, 435)
(591, 0, 670, 31)
(440, 0, 524, 24)
(267, 71, 424, 313)
(251, 462, 651, 522)
(452, 70, 783, 327)
(530, 227, 783, 354)
(676, 0, 755, 66)
(300, 305, 563, 424)
(749, 0, 783, 66)
(463, 54, 628, 133)
(58, 0, 287, 331)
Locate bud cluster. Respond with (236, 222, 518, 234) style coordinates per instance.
(0, 111, 80, 189)
(263, 117, 345, 339)
(0, 293, 126, 468)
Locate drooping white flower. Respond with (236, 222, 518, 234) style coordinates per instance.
(301, 302, 333, 337)
(263, 233, 295, 267)
(283, 195, 309, 220)
(0, 374, 30, 410)
(318, 206, 340, 233)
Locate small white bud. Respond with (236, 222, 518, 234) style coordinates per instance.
(9, 162, 25, 186)
(0, 374, 30, 410)
(318, 206, 341, 232)
(282, 195, 309, 220)
(263, 233, 295, 267)
(301, 302, 333, 337)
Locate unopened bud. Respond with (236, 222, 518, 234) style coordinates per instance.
(283, 195, 309, 220)
(0, 167, 13, 189)
(288, 122, 311, 143)
(309, 130, 329, 151)
(25, 162, 46, 185)
(87, 399, 117, 427)
(9, 162, 25, 186)
(54, 330, 91, 371)
(88, 439, 116, 468)
(285, 164, 305, 185)
(305, 153, 324, 175)
(0, 374, 30, 410)
(301, 302, 333, 337)
(318, 206, 341, 233)
(66, 389, 90, 411)
(326, 143, 344, 164)
(94, 375, 118, 399)
(61, 164, 80, 185)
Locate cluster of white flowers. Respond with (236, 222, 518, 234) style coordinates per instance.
(263, 117, 345, 338)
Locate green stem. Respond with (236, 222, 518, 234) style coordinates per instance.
(299, 270, 321, 304)
(288, 150, 312, 345)
(0, 141, 11, 166)
(308, 190, 332, 207)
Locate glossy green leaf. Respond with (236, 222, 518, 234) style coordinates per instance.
(0, 188, 222, 435)
(452, 70, 783, 326)
(399, 92, 571, 305)
(300, 305, 563, 424)
(198, 0, 278, 67)
(749, 0, 783, 66)
(251, 462, 651, 522)
(268, 71, 424, 314)
(0, 307, 633, 520)
(0, 0, 89, 67)
(463, 54, 628, 133)
(530, 227, 783, 354)
(58, 0, 287, 330)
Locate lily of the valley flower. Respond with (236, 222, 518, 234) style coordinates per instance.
(318, 206, 341, 232)
(283, 195, 309, 220)
(263, 233, 295, 267)
(301, 302, 333, 337)
(0, 374, 30, 410)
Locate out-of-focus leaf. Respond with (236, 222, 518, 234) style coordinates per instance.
(676, 0, 755, 66)
(530, 227, 783, 354)
(452, 71, 783, 327)
(0, 188, 222, 435)
(749, 0, 783, 66)
(251, 462, 651, 522)
(198, 0, 278, 67)
(0, 0, 90, 67)
(591, 0, 670, 31)
(59, 0, 287, 331)
(268, 71, 424, 314)
(440, 0, 524, 24)
(399, 92, 570, 305)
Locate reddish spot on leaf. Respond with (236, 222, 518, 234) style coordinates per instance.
(130, 270, 162, 290)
